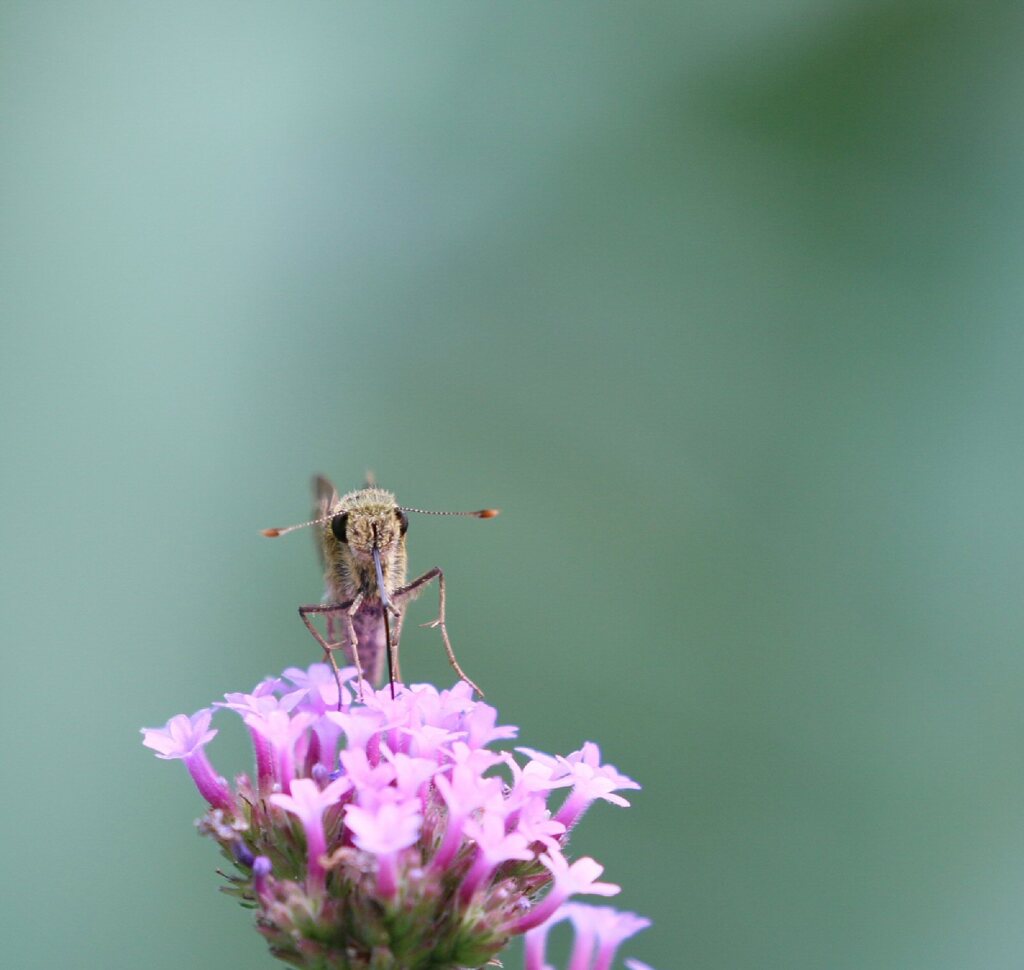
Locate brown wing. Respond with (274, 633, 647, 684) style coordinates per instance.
(312, 474, 339, 517)
(311, 475, 339, 571)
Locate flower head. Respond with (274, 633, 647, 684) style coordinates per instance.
(143, 663, 647, 969)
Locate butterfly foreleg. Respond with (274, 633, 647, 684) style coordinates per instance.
(298, 592, 366, 700)
(394, 567, 483, 697)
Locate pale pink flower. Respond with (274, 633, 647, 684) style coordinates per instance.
(345, 796, 422, 898)
(140, 710, 232, 811)
(514, 854, 621, 932)
(523, 903, 652, 970)
(521, 743, 640, 830)
(244, 709, 316, 792)
(431, 765, 503, 870)
(459, 810, 534, 902)
(269, 776, 351, 894)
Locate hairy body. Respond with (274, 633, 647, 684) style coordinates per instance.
(317, 481, 407, 685)
(289, 476, 488, 698)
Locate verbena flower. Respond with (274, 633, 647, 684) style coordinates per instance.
(141, 664, 650, 970)
(140, 709, 233, 812)
(523, 902, 652, 970)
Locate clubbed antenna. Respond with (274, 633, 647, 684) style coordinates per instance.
(261, 502, 499, 537)
(261, 512, 336, 538)
(398, 507, 500, 518)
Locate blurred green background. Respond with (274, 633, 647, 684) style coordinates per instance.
(3, 2, 1024, 968)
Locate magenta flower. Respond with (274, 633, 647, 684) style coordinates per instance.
(140, 710, 232, 811)
(520, 742, 641, 831)
(243, 708, 316, 793)
(515, 853, 621, 932)
(217, 688, 305, 791)
(515, 794, 566, 850)
(523, 903, 654, 970)
(324, 706, 388, 754)
(337, 745, 394, 792)
(282, 662, 355, 709)
(217, 688, 305, 717)
(458, 810, 534, 902)
(583, 904, 652, 970)
(141, 709, 216, 759)
(142, 663, 649, 969)
(344, 795, 422, 898)
(269, 776, 351, 895)
(381, 748, 439, 801)
(432, 765, 503, 871)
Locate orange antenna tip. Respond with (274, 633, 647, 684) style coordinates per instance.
(477, 509, 500, 518)
(259, 513, 334, 537)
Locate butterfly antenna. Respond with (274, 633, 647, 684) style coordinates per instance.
(260, 511, 337, 538)
(398, 506, 500, 518)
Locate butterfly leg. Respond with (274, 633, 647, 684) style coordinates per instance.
(387, 603, 406, 684)
(394, 567, 484, 697)
(299, 592, 366, 702)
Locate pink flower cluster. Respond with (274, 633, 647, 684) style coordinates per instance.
(141, 664, 651, 970)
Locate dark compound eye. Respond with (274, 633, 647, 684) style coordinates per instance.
(397, 509, 409, 536)
(331, 512, 349, 543)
